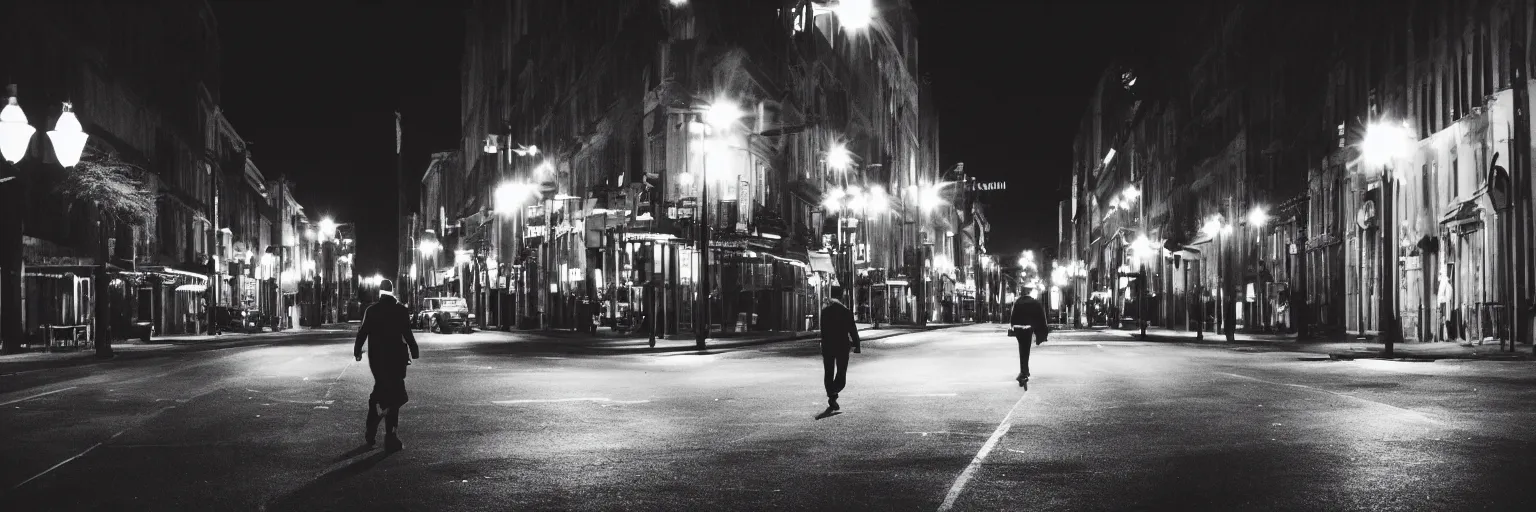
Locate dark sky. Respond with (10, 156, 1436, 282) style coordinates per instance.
(215, 1, 463, 278)
(216, 0, 1165, 275)
(914, 0, 1167, 259)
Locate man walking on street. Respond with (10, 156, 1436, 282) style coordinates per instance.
(1010, 287, 1049, 388)
(354, 279, 419, 451)
(819, 296, 861, 412)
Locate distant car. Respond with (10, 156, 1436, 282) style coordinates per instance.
(212, 306, 258, 333)
(415, 296, 473, 333)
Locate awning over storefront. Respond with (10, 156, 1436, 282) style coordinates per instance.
(808, 251, 835, 273)
(175, 284, 208, 292)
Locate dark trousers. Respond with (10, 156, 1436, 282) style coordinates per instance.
(821, 346, 850, 398)
(1015, 336, 1033, 379)
(366, 395, 400, 434)
(366, 376, 408, 435)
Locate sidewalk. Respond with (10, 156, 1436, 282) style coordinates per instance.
(0, 324, 358, 367)
(512, 322, 966, 354)
(1114, 326, 1536, 361)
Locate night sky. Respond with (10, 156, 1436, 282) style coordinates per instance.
(215, 0, 1165, 275)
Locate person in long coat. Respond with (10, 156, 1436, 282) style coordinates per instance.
(819, 297, 862, 411)
(1009, 288, 1050, 387)
(354, 279, 420, 451)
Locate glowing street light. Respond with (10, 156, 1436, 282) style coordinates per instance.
(0, 88, 35, 164)
(418, 239, 440, 255)
(866, 185, 889, 214)
(1248, 205, 1268, 227)
(832, 0, 874, 31)
(702, 98, 744, 129)
(47, 102, 88, 168)
(318, 217, 337, 240)
(495, 181, 535, 214)
(827, 142, 853, 172)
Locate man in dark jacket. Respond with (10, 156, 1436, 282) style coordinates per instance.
(819, 297, 861, 411)
(1009, 287, 1049, 387)
(354, 279, 420, 451)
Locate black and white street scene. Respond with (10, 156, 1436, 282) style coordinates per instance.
(3, 1, 1536, 510)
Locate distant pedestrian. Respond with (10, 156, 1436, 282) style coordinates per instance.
(354, 279, 420, 451)
(1009, 287, 1049, 388)
(819, 297, 861, 412)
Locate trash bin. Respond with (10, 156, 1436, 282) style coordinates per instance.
(136, 321, 153, 342)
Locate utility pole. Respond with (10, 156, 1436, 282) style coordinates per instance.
(1511, 0, 1533, 353)
(695, 113, 710, 349)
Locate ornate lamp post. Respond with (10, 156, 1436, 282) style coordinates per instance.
(1, 86, 94, 355)
(1360, 119, 1415, 356)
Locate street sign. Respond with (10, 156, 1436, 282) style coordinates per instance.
(968, 181, 1007, 191)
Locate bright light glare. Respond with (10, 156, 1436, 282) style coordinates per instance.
(534, 160, 555, 177)
(0, 94, 35, 164)
(318, 217, 337, 239)
(827, 142, 853, 171)
(703, 98, 744, 129)
(419, 239, 440, 255)
(1361, 120, 1415, 168)
(495, 182, 534, 213)
(48, 102, 88, 167)
(867, 186, 889, 214)
(919, 182, 948, 212)
(1121, 184, 1140, 204)
(1248, 206, 1268, 227)
(822, 193, 841, 212)
(833, 0, 874, 31)
(1201, 215, 1225, 237)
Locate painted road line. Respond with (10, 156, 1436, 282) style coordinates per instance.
(492, 397, 651, 405)
(9, 403, 177, 491)
(0, 386, 78, 407)
(1218, 371, 1445, 425)
(937, 391, 1033, 512)
(321, 361, 353, 401)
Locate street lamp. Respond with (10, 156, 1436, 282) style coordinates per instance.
(1360, 119, 1415, 356)
(1201, 213, 1234, 341)
(831, 0, 875, 31)
(690, 97, 745, 349)
(318, 217, 337, 241)
(48, 102, 88, 168)
(0, 89, 37, 165)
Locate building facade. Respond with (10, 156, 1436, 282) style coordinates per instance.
(427, 0, 947, 337)
(1065, 0, 1536, 348)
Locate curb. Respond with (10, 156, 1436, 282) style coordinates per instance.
(1125, 331, 1536, 361)
(579, 323, 965, 355)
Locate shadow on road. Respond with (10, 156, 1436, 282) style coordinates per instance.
(815, 408, 841, 420)
(330, 444, 375, 463)
(265, 450, 393, 511)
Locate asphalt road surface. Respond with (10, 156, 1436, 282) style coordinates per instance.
(2, 324, 1534, 511)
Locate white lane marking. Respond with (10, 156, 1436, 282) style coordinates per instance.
(11, 430, 127, 490)
(10, 404, 177, 491)
(321, 362, 352, 401)
(492, 397, 651, 405)
(937, 391, 1033, 511)
(906, 431, 989, 437)
(0, 386, 78, 407)
(1217, 372, 1444, 425)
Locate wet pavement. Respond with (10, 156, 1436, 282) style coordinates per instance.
(2, 325, 1534, 510)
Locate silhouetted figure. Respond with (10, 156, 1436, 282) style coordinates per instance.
(1009, 287, 1049, 387)
(354, 279, 419, 451)
(819, 297, 861, 412)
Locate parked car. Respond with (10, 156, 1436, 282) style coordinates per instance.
(415, 297, 473, 333)
(212, 306, 258, 333)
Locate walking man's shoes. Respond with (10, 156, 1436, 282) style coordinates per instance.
(829, 397, 840, 411)
(385, 432, 404, 452)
